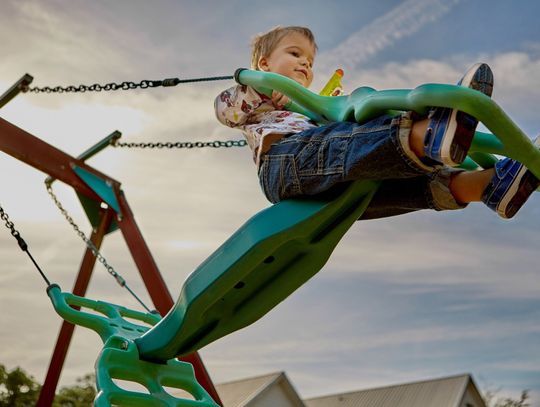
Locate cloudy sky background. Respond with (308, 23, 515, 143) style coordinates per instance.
(0, 0, 539, 403)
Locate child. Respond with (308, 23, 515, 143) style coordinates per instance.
(215, 26, 539, 219)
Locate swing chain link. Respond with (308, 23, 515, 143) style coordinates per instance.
(0, 204, 17, 235)
(26, 80, 162, 94)
(45, 183, 126, 288)
(111, 139, 247, 149)
(23, 75, 234, 94)
(0, 204, 26, 249)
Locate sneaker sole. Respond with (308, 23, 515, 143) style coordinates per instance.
(443, 111, 476, 165)
(458, 62, 494, 98)
(498, 165, 540, 219)
(442, 63, 494, 166)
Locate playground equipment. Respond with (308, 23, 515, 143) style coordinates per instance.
(0, 74, 222, 406)
(1, 68, 539, 406)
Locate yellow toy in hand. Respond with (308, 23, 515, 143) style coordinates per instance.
(319, 69, 344, 97)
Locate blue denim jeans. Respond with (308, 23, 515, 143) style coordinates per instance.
(258, 113, 467, 220)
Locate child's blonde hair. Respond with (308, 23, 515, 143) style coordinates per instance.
(250, 26, 318, 70)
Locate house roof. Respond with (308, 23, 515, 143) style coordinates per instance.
(215, 371, 281, 407)
(215, 371, 305, 407)
(213, 372, 486, 407)
(303, 373, 484, 407)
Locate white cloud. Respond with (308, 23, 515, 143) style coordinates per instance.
(318, 50, 540, 136)
(1, 2, 539, 404)
(317, 0, 462, 74)
(201, 299, 540, 397)
(1, 96, 149, 150)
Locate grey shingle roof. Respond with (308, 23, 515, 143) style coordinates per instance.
(304, 374, 481, 407)
(216, 372, 283, 407)
(213, 372, 486, 407)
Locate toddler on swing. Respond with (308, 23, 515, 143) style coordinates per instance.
(215, 26, 539, 220)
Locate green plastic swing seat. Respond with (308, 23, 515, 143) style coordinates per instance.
(135, 180, 379, 361)
(48, 178, 378, 405)
(46, 68, 540, 406)
(135, 68, 540, 362)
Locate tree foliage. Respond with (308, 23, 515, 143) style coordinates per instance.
(484, 388, 530, 407)
(0, 364, 41, 407)
(52, 373, 96, 407)
(0, 364, 96, 406)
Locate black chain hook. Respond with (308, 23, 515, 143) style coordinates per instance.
(0, 204, 51, 286)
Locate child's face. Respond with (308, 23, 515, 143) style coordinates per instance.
(258, 32, 315, 88)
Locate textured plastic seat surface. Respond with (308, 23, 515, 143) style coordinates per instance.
(94, 340, 218, 407)
(136, 180, 378, 361)
(47, 285, 218, 406)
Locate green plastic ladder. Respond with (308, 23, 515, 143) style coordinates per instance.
(47, 284, 218, 406)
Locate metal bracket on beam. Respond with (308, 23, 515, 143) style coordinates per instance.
(45, 130, 122, 186)
(76, 130, 122, 162)
(43, 131, 124, 233)
(0, 73, 33, 109)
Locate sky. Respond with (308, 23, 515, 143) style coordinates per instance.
(0, 0, 539, 404)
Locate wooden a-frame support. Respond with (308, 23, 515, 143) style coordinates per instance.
(0, 75, 222, 406)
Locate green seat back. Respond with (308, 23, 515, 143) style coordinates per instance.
(135, 180, 378, 361)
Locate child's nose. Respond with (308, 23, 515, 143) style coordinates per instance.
(300, 58, 309, 67)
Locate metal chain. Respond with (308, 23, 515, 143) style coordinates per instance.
(45, 182, 152, 313)
(23, 75, 234, 94)
(0, 203, 18, 238)
(111, 139, 247, 149)
(0, 203, 28, 252)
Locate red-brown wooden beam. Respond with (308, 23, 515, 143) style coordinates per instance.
(0, 117, 117, 201)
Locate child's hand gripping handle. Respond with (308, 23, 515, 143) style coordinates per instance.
(234, 68, 328, 123)
(234, 68, 284, 104)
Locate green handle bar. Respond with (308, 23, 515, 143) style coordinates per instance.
(236, 69, 540, 180)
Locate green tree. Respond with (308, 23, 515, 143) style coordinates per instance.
(52, 373, 96, 407)
(0, 363, 96, 406)
(0, 363, 42, 407)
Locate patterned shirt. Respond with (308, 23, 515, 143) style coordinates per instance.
(214, 84, 318, 167)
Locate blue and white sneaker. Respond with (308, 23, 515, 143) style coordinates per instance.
(424, 63, 494, 166)
(482, 137, 540, 219)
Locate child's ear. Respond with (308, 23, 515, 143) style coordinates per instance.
(258, 56, 270, 72)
